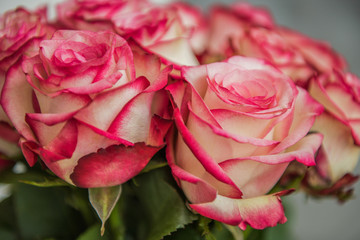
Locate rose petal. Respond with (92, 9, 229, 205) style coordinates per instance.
(70, 142, 161, 188)
(190, 190, 291, 230)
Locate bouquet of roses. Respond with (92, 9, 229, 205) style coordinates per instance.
(0, 0, 358, 239)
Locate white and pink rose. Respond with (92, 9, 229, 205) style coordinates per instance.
(201, 4, 346, 87)
(1, 30, 172, 188)
(308, 70, 360, 186)
(166, 56, 323, 229)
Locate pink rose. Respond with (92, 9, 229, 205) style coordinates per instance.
(204, 3, 274, 61)
(1, 30, 172, 188)
(127, 3, 200, 68)
(166, 56, 323, 229)
(58, 0, 199, 70)
(230, 2, 274, 28)
(232, 27, 315, 87)
(201, 3, 346, 88)
(57, 0, 151, 33)
(0, 7, 53, 160)
(309, 70, 360, 185)
(202, 5, 315, 86)
(278, 28, 347, 74)
(0, 7, 53, 71)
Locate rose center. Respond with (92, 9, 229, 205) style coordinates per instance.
(214, 69, 276, 108)
(53, 43, 108, 66)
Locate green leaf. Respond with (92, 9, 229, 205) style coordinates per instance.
(131, 167, 198, 240)
(89, 185, 122, 236)
(0, 170, 70, 187)
(163, 224, 202, 240)
(19, 177, 69, 187)
(14, 183, 85, 239)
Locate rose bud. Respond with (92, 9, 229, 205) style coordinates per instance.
(1, 30, 172, 188)
(166, 56, 323, 229)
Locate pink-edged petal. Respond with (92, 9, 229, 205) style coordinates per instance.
(166, 80, 189, 114)
(190, 190, 291, 230)
(188, 83, 223, 128)
(167, 79, 221, 129)
(279, 27, 347, 72)
(131, 48, 173, 92)
(324, 85, 360, 119)
(75, 119, 133, 146)
(62, 71, 126, 95)
(187, 107, 278, 158)
(312, 113, 360, 182)
(70, 142, 161, 188)
(19, 138, 39, 167)
(143, 37, 199, 67)
(348, 120, 360, 145)
(172, 107, 237, 186)
(25, 115, 66, 146)
(271, 87, 323, 153)
(39, 119, 77, 161)
(145, 64, 172, 92)
(1, 62, 36, 141)
(108, 91, 153, 143)
(26, 112, 74, 126)
(146, 115, 173, 146)
(220, 159, 289, 198)
(175, 131, 243, 199)
(75, 76, 149, 131)
(34, 91, 91, 117)
(42, 120, 126, 183)
(308, 77, 346, 119)
(210, 108, 286, 143)
(166, 126, 235, 201)
(221, 133, 322, 167)
(181, 65, 208, 98)
(150, 89, 172, 119)
(207, 6, 246, 55)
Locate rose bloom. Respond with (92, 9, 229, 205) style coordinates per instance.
(115, 2, 201, 68)
(166, 56, 323, 229)
(57, 0, 151, 33)
(0, 7, 53, 160)
(0, 7, 53, 120)
(58, 0, 201, 68)
(308, 70, 360, 187)
(1, 30, 172, 188)
(0, 7, 53, 71)
(201, 3, 346, 87)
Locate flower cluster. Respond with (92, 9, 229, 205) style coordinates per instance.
(0, 0, 358, 231)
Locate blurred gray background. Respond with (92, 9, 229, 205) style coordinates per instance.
(1, 0, 360, 239)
